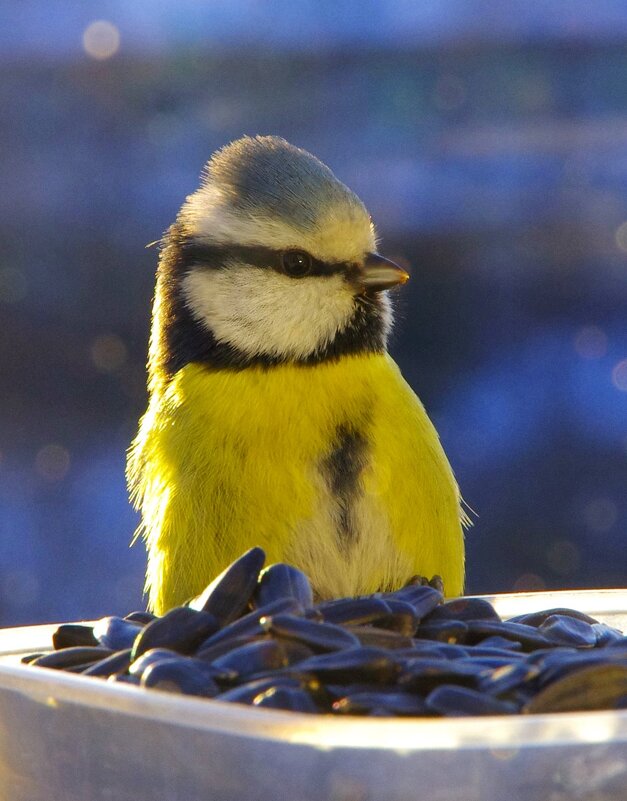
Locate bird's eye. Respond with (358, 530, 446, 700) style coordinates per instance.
(282, 251, 312, 277)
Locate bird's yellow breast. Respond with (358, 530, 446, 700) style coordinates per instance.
(128, 353, 464, 613)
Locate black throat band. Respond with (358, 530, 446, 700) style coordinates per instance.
(148, 225, 389, 384)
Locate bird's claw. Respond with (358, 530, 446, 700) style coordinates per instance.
(404, 573, 445, 594)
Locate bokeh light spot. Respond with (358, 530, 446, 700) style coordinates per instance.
(512, 573, 546, 592)
(91, 334, 128, 373)
(612, 359, 627, 391)
(546, 539, 580, 576)
(573, 325, 607, 360)
(83, 20, 120, 61)
(0, 267, 28, 303)
(614, 221, 627, 252)
(583, 497, 618, 533)
(35, 444, 71, 482)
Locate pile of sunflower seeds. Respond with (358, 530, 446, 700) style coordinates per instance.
(24, 547, 627, 716)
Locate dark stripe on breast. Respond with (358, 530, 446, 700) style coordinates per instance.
(323, 425, 368, 547)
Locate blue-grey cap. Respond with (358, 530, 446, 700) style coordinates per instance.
(201, 135, 368, 231)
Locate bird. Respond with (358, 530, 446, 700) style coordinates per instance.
(127, 135, 466, 615)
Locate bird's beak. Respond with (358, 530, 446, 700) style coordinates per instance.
(357, 253, 409, 292)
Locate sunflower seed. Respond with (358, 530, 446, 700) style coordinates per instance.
(538, 615, 597, 648)
(188, 546, 265, 624)
(475, 636, 523, 652)
(509, 607, 599, 627)
(479, 661, 540, 697)
(333, 691, 429, 716)
(253, 686, 318, 713)
(534, 648, 627, 688)
(255, 563, 314, 609)
(52, 624, 98, 650)
(210, 639, 298, 680)
(296, 648, 399, 684)
(385, 585, 443, 619)
(426, 685, 519, 716)
(197, 598, 303, 652)
(345, 625, 415, 650)
(263, 614, 360, 653)
(124, 611, 157, 625)
(398, 658, 481, 693)
(464, 620, 552, 651)
(524, 664, 627, 713)
(129, 647, 181, 678)
(422, 597, 500, 623)
(195, 634, 269, 664)
(132, 607, 219, 659)
(93, 616, 143, 651)
(216, 676, 306, 705)
(413, 619, 468, 644)
(31, 646, 113, 670)
(371, 599, 418, 635)
(83, 648, 133, 678)
(141, 658, 220, 698)
(317, 598, 391, 626)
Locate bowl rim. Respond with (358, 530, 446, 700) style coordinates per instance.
(1, 587, 626, 753)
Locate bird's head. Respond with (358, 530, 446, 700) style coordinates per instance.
(151, 136, 408, 384)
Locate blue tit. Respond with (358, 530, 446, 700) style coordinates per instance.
(128, 135, 466, 614)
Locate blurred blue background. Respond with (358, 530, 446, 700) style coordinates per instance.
(1, 1, 626, 626)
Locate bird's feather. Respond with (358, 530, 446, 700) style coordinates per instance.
(128, 353, 464, 614)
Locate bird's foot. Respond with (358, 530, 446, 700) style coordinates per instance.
(404, 573, 445, 594)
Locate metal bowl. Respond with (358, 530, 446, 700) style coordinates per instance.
(1, 589, 626, 801)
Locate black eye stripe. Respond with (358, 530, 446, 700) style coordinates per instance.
(180, 242, 350, 277)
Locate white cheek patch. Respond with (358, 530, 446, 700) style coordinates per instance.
(182, 265, 358, 360)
